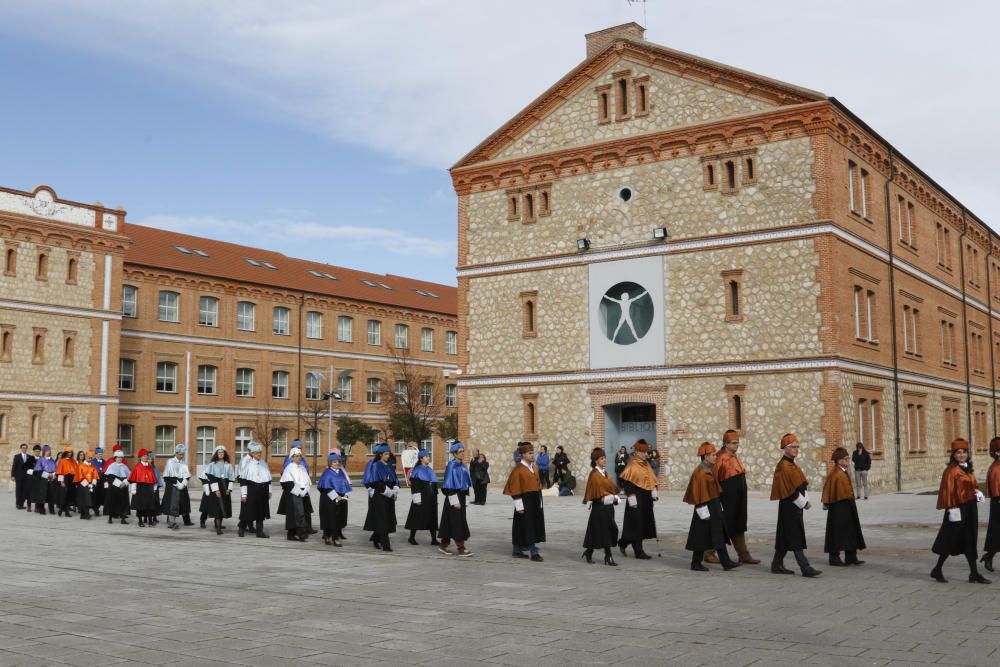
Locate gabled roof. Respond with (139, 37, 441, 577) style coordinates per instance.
(123, 223, 456, 317)
(452, 29, 826, 170)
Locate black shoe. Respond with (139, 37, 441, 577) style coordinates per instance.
(722, 561, 741, 571)
(382, 546, 393, 552)
(408, 537, 418, 545)
(969, 573, 991, 584)
(169, 523, 179, 531)
(846, 559, 865, 566)
(183, 519, 194, 526)
(287, 534, 298, 541)
(828, 558, 847, 567)
(801, 568, 822, 578)
(120, 518, 129, 525)
(333, 540, 342, 547)
(582, 550, 594, 564)
(512, 552, 528, 559)
(108, 516, 113, 524)
(256, 532, 269, 539)
(604, 555, 618, 567)
(981, 554, 995, 573)
(634, 552, 652, 560)
(530, 554, 544, 562)
(618, 540, 627, 557)
(308, 528, 318, 534)
(430, 539, 440, 546)
(930, 568, 947, 583)
(216, 528, 224, 535)
(238, 525, 245, 537)
(691, 563, 709, 571)
(772, 565, 795, 575)
(200, 519, 206, 529)
(323, 537, 331, 545)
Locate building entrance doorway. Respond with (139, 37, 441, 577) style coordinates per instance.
(603, 402, 657, 486)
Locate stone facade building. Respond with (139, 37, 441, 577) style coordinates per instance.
(1, 186, 457, 474)
(452, 23, 999, 493)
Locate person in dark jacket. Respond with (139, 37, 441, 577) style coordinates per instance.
(552, 446, 570, 486)
(982, 438, 1000, 572)
(470, 452, 490, 505)
(770, 434, 822, 577)
(613, 446, 628, 493)
(617, 440, 658, 559)
(10, 443, 34, 510)
(931, 439, 988, 583)
(822, 447, 866, 566)
(851, 442, 871, 500)
(504, 442, 546, 562)
(537, 446, 551, 489)
(684, 442, 740, 571)
(405, 450, 439, 546)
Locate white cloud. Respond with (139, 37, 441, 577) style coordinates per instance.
(3, 0, 999, 225)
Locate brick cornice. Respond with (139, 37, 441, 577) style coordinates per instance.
(0, 212, 131, 253)
(452, 38, 822, 170)
(452, 101, 832, 196)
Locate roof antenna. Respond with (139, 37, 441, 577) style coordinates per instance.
(626, 0, 647, 27)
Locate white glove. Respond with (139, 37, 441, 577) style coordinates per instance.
(947, 507, 962, 522)
(26, 469, 33, 476)
(793, 493, 808, 509)
(112, 478, 123, 488)
(513, 498, 524, 512)
(103, 482, 109, 489)
(391, 485, 400, 495)
(129, 483, 137, 494)
(80, 480, 88, 488)
(179, 479, 188, 489)
(602, 494, 616, 506)
(340, 493, 350, 501)
(203, 486, 210, 497)
(326, 490, 339, 501)
(411, 493, 422, 505)
(651, 488, 659, 501)
(209, 483, 219, 493)
(976, 490, 985, 503)
(240, 486, 248, 498)
(367, 487, 375, 498)
(448, 494, 460, 508)
(381, 487, 395, 498)
(696, 505, 711, 520)
(627, 495, 637, 507)
(41, 471, 51, 480)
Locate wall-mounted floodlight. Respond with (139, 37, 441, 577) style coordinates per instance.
(577, 238, 590, 251)
(653, 227, 668, 240)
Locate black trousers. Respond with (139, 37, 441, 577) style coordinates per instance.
(539, 470, 550, 489)
(773, 549, 812, 572)
(473, 483, 487, 505)
(14, 477, 29, 508)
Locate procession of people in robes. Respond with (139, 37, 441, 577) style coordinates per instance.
(13, 429, 999, 586)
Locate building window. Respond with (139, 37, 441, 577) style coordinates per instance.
(521, 291, 538, 337)
(30, 414, 40, 442)
(943, 400, 961, 449)
(235, 368, 255, 397)
(446, 384, 457, 408)
(522, 393, 539, 439)
(856, 396, 882, 455)
(853, 286, 876, 343)
(395, 380, 408, 405)
(36, 249, 48, 280)
(3, 245, 16, 276)
(61, 414, 71, 442)
(337, 316, 353, 343)
(615, 72, 631, 120)
(0, 325, 13, 362)
(117, 358, 135, 391)
(903, 394, 926, 454)
(523, 192, 536, 224)
(539, 188, 551, 217)
(968, 244, 982, 288)
(596, 84, 612, 124)
(897, 196, 914, 247)
(973, 404, 989, 453)
(742, 156, 756, 185)
(722, 270, 744, 322)
(198, 297, 219, 327)
(421, 327, 434, 352)
(507, 194, 520, 221)
(367, 378, 381, 404)
(0, 412, 6, 442)
(703, 161, 717, 190)
(633, 76, 649, 117)
(726, 385, 746, 433)
(859, 168, 870, 219)
(303, 430, 319, 456)
(196, 426, 217, 466)
(273, 306, 290, 335)
(122, 285, 137, 318)
(235, 427, 252, 459)
(236, 301, 256, 331)
(420, 382, 434, 407)
(158, 291, 179, 322)
(337, 375, 352, 402)
(272, 371, 289, 399)
(116, 424, 134, 456)
(902, 305, 920, 355)
(197, 365, 217, 395)
(970, 329, 985, 376)
(394, 324, 409, 349)
(155, 425, 177, 457)
(305, 373, 322, 401)
(936, 223, 953, 269)
(270, 428, 289, 456)
(367, 319, 381, 346)
(62, 332, 75, 366)
(156, 362, 178, 393)
(722, 159, 738, 194)
(445, 330, 457, 355)
(848, 161, 859, 214)
(32, 329, 45, 364)
(306, 311, 323, 339)
(66, 256, 78, 284)
(940, 320, 957, 367)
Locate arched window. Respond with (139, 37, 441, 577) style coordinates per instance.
(36, 252, 48, 280)
(526, 403, 536, 436)
(617, 78, 629, 117)
(0, 413, 7, 440)
(4, 247, 15, 275)
(729, 280, 740, 317)
(63, 335, 75, 365)
(599, 91, 610, 121)
(62, 415, 71, 441)
(66, 257, 77, 284)
(31, 414, 40, 440)
(508, 195, 519, 221)
(1, 329, 12, 361)
(731, 395, 742, 430)
(524, 193, 534, 222)
(724, 160, 737, 192)
(32, 333, 44, 363)
(525, 300, 535, 332)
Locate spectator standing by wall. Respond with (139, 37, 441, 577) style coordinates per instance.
(851, 442, 871, 500)
(537, 446, 551, 489)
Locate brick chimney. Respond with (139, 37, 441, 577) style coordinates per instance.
(585, 22, 646, 59)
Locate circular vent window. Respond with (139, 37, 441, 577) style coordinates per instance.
(618, 186, 634, 203)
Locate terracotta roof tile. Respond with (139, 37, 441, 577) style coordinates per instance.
(123, 223, 456, 317)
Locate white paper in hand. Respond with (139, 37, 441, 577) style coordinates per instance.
(947, 507, 962, 522)
(793, 494, 808, 509)
(602, 494, 615, 506)
(513, 498, 525, 512)
(448, 495, 460, 508)
(327, 490, 339, 502)
(696, 505, 711, 520)
(627, 495, 638, 507)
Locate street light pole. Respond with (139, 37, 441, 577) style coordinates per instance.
(327, 364, 334, 455)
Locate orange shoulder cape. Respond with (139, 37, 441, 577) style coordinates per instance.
(683, 465, 721, 505)
(503, 463, 541, 496)
(988, 459, 1000, 498)
(770, 457, 807, 501)
(821, 466, 854, 504)
(55, 458, 78, 476)
(713, 450, 745, 482)
(583, 469, 619, 503)
(619, 459, 658, 491)
(936, 463, 978, 509)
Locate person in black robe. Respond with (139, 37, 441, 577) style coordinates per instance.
(239, 442, 271, 538)
(770, 434, 821, 577)
(197, 446, 234, 535)
(931, 439, 988, 583)
(582, 447, 619, 566)
(438, 441, 474, 557)
(278, 447, 313, 541)
(503, 442, 546, 561)
(128, 450, 159, 527)
(103, 449, 131, 524)
(983, 438, 1000, 572)
(22, 445, 41, 512)
(363, 444, 399, 551)
(10, 443, 34, 510)
(317, 453, 351, 546)
(617, 440, 658, 559)
(91, 447, 106, 516)
(822, 447, 866, 566)
(684, 443, 740, 571)
(404, 450, 439, 546)
(31, 445, 57, 515)
(470, 452, 490, 505)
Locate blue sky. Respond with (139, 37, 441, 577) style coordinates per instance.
(1, 1, 998, 286)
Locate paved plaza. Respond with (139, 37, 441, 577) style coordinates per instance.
(1, 485, 998, 666)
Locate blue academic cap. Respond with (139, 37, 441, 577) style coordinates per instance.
(449, 441, 465, 454)
(328, 452, 343, 462)
(373, 443, 390, 455)
(418, 449, 431, 459)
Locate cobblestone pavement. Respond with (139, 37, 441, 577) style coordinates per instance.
(0, 487, 998, 666)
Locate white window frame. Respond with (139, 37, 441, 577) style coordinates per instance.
(156, 362, 178, 393)
(445, 331, 457, 355)
(158, 291, 179, 322)
(337, 375, 352, 402)
(420, 382, 433, 407)
(395, 380, 407, 405)
(305, 373, 322, 401)
(235, 427, 253, 459)
(306, 311, 323, 339)
(236, 368, 255, 397)
(196, 426, 217, 467)
(272, 370, 289, 399)
(304, 429, 319, 456)
(237, 301, 256, 331)
(197, 365, 217, 395)
(273, 306, 291, 336)
(119, 358, 136, 391)
(446, 384, 457, 408)
(155, 425, 176, 456)
(122, 285, 137, 318)
(198, 296, 219, 327)
(421, 327, 434, 352)
(337, 316, 353, 343)
(366, 378, 381, 404)
(116, 424, 134, 456)
(367, 319, 381, 346)
(395, 324, 409, 349)
(848, 161, 857, 213)
(271, 428, 288, 456)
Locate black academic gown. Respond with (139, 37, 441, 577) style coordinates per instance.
(103, 474, 130, 518)
(986, 497, 1000, 553)
(583, 501, 618, 550)
(932, 500, 978, 556)
(198, 476, 232, 520)
(130, 482, 157, 517)
(511, 490, 546, 546)
(719, 473, 748, 536)
(823, 487, 866, 554)
(619, 480, 656, 543)
(363, 480, 397, 539)
(686, 497, 730, 552)
(438, 488, 471, 542)
(92, 461, 106, 511)
(30, 469, 56, 508)
(775, 483, 808, 552)
(161, 477, 192, 518)
(278, 481, 311, 537)
(318, 490, 348, 538)
(404, 477, 439, 532)
(11, 454, 34, 507)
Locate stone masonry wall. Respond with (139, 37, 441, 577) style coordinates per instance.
(494, 59, 775, 162)
(465, 370, 826, 492)
(0, 239, 96, 308)
(466, 137, 816, 266)
(0, 308, 94, 394)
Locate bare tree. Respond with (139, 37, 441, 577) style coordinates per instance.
(386, 344, 448, 444)
(252, 397, 290, 459)
(299, 398, 327, 472)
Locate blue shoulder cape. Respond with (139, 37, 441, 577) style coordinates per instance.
(443, 460, 472, 490)
(409, 463, 439, 484)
